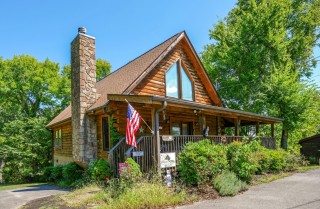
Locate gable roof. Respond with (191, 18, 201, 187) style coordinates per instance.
(299, 134, 320, 144)
(47, 31, 223, 128)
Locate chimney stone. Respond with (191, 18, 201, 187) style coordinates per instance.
(71, 28, 97, 166)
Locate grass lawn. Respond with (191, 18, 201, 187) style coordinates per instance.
(251, 165, 320, 185)
(0, 182, 47, 191)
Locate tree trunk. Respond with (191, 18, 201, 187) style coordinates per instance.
(281, 129, 288, 150)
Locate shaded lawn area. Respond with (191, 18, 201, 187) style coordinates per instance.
(0, 183, 47, 191)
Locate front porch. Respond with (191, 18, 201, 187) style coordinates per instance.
(106, 94, 282, 175)
(108, 135, 275, 175)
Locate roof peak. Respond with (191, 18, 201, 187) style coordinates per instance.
(97, 31, 185, 84)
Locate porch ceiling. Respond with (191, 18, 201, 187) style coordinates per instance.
(107, 94, 283, 125)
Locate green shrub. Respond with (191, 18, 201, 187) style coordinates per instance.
(50, 165, 64, 183)
(62, 162, 84, 184)
(178, 139, 228, 185)
(226, 142, 257, 181)
(282, 150, 307, 171)
(268, 150, 286, 171)
(87, 158, 112, 181)
(247, 141, 272, 174)
(125, 158, 142, 181)
(213, 170, 248, 196)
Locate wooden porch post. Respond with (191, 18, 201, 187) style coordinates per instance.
(216, 116, 221, 135)
(234, 118, 240, 136)
(256, 122, 260, 136)
(155, 101, 167, 170)
(271, 123, 275, 138)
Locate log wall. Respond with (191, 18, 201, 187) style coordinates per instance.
(131, 42, 214, 105)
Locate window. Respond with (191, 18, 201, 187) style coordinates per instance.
(165, 60, 194, 101)
(171, 122, 193, 135)
(55, 129, 62, 148)
(102, 117, 110, 151)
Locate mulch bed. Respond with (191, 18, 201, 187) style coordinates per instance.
(186, 185, 219, 200)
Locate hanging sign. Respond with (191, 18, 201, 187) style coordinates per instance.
(160, 152, 176, 168)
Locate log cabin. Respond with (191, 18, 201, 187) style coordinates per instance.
(46, 27, 282, 171)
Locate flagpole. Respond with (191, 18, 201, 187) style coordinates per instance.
(125, 99, 154, 134)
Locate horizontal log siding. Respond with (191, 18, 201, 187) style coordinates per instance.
(108, 102, 153, 135)
(105, 102, 223, 138)
(206, 116, 218, 135)
(131, 43, 214, 105)
(53, 122, 72, 157)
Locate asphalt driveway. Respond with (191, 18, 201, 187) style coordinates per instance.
(179, 169, 320, 209)
(0, 184, 68, 209)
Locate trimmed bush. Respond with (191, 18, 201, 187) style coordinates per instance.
(87, 158, 112, 181)
(125, 158, 142, 181)
(213, 170, 248, 196)
(178, 139, 228, 185)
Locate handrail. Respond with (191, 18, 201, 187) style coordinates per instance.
(108, 137, 126, 154)
(125, 136, 144, 157)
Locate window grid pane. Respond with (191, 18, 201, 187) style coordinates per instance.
(165, 63, 179, 98)
(181, 66, 193, 101)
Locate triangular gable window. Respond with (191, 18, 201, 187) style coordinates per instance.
(165, 60, 194, 101)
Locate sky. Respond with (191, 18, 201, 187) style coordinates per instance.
(0, 0, 319, 85)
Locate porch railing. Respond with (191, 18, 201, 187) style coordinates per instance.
(110, 135, 275, 175)
(125, 136, 156, 172)
(108, 136, 130, 177)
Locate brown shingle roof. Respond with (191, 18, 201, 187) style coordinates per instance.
(47, 32, 183, 128)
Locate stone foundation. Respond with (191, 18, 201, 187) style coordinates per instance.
(53, 155, 74, 166)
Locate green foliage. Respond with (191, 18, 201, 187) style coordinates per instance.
(0, 117, 51, 183)
(178, 140, 306, 185)
(178, 139, 228, 185)
(44, 163, 84, 187)
(109, 119, 122, 145)
(125, 158, 142, 181)
(201, 0, 320, 149)
(103, 182, 187, 209)
(62, 162, 84, 184)
(44, 165, 64, 183)
(0, 55, 113, 184)
(87, 158, 112, 181)
(226, 142, 257, 181)
(96, 58, 112, 81)
(213, 170, 248, 196)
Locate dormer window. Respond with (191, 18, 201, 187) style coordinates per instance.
(165, 60, 194, 101)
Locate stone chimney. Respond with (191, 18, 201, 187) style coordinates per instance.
(71, 27, 97, 166)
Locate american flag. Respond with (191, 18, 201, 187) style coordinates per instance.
(126, 103, 141, 147)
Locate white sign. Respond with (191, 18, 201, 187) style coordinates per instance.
(160, 152, 176, 168)
(132, 151, 144, 157)
(162, 135, 174, 141)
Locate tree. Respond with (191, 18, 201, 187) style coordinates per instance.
(0, 55, 67, 127)
(202, 0, 320, 149)
(0, 117, 51, 182)
(0, 55, 112, 183)
(96, 58, 112, 81)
